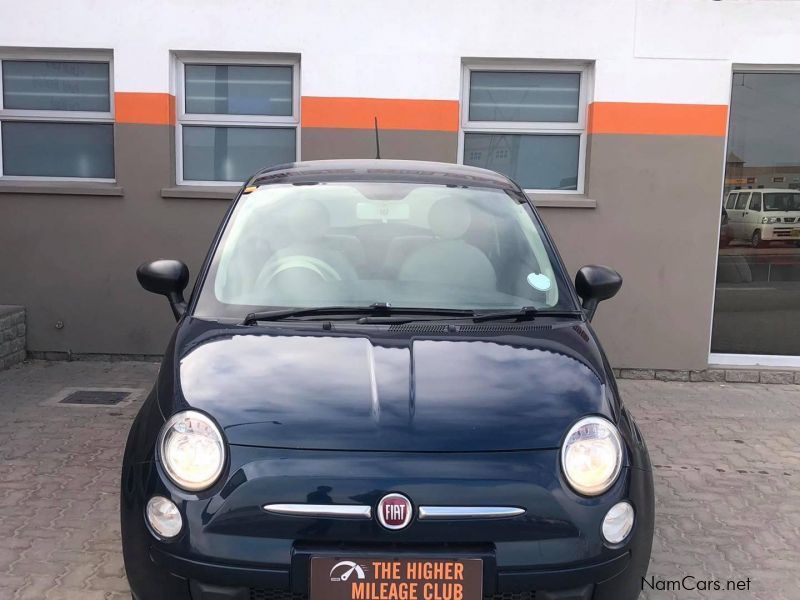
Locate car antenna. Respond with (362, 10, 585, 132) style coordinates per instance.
(374, 116, 381, 159)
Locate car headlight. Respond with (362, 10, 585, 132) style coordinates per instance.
(158, 410, 225, 491)
(146, 496, 183, 539)
(602, 501, 634, 544)
(762, 216, 779, 224)
(561, 416, 623, 496)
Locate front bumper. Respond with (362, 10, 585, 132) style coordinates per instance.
(122, 446, 654, 600)
(151, 545, 631, 600)
(761, 224, 800, 240)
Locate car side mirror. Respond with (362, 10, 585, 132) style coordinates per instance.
(575, 265, 622, 322)
(136, 260, 189, 321)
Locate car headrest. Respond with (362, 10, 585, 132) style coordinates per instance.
(288, 198, 330, 241)
(428, 196, 471, 240)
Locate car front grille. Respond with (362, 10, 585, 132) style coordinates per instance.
(249, 590, 535, 600)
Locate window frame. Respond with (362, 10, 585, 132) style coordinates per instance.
(458, 60, 591, 195)
(174, 53, 301, 186)
(0, 49, 115, 182)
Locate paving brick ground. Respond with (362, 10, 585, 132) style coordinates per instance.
(0, 360, 797, 599)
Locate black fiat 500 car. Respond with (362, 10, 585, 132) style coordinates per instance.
(122, 160, 654, 600)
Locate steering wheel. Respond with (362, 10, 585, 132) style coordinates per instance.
(255, 255, 342, 289)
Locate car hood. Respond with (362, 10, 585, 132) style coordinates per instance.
(177, 323, 611, 452)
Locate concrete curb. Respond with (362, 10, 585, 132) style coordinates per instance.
(614, 367, 800, 385)
(26, 351, 162, 363)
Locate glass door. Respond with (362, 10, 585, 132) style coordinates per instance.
(712, 71, 800, 364)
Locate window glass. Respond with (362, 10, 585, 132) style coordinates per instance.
(184, 64, 293, 116)
(713, 72, 800, 356)
(463, 133, 579, 190)
(469, 71, 580, 122)
(194, 182, 576, 319)
(763, 192, 800, 211)
(749, 192, 762, 211)
(734, 192, 750, 210)
(1, 121, 114, 178)
(182, 126, 296, 182)
(725, 193, 738, 209)
(2, 60, 110, 112)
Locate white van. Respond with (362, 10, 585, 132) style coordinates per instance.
(723, 188, 800, 247)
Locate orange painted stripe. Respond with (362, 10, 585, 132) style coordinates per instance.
(115, 92, 176, 126)
(588, 102, 728, 137)
(302, 97, 459, 132)
(110, 94, 726, 136)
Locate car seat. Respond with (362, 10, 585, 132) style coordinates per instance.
(397, 196, 497, 289)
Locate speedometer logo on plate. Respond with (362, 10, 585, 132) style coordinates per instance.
(377, 493, 413, 530)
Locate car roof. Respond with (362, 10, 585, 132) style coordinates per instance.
(248, 159, 519, 191)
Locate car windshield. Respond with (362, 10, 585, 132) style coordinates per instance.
(763, 192, 800, 212)
(193, 181, 577, 319)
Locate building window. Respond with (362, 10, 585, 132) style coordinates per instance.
(0, 55, 114, 180)
(460, 62, 589, 193)
(176, 56, 299, 185)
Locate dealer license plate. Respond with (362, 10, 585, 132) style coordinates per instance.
(310, 557, 483, 600)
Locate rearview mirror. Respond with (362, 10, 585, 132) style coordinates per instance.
(575, 265, 622, 322)
(136, 260, 189, 321)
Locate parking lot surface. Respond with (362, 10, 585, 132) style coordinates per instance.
(0, 360, 797, 599)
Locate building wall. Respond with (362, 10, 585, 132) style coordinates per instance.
(1, 0, 799, 367)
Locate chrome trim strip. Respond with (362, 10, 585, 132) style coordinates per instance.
(263, 504, 372, 518)
(417, 506, 525, 520)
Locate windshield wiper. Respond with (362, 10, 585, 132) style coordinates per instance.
(242, 303, 474, 325)
(243, 304, 382, 325)
(472, 306, 582, 323)
(243, 304, 580, 326)
(358, 306, 582, 324)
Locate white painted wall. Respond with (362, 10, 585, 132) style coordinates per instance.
(2, 0, 799, 103)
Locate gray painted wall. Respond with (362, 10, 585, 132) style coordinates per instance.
(0, 124, 228, 355)
(301, 129, 458, 162)
(539, 134, 725, 370)
(0, 126, 725, 369)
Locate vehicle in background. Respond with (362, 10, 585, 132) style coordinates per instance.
(724, 188, 800, 247)
(720, 205, 731, 247)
